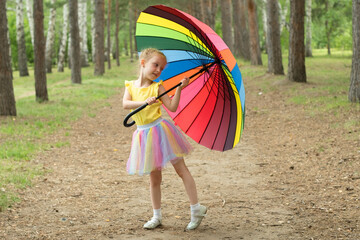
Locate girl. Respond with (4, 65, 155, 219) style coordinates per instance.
(123, 48, 207, 230)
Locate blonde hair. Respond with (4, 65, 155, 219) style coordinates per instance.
(139, 48, 167, 63)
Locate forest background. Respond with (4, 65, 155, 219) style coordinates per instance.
(4, 0, 353, 71)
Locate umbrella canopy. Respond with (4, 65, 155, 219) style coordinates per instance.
(135, 5, 245, 151)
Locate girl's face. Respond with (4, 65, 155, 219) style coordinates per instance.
(141, 54, 167, 81)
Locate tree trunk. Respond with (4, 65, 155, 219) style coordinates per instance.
(188, 0, 202, 21)
(107, 0, 111, 69)
(94, 0, 105, 75)
(349, 0, 360, 103)
(325, 0, 331, 55)
(124, 37, 128, 56)
(233, 0, 250, 60)
(199, 0, 205, 23)
(185, 0, 194, 17)
(79, 0, 89, 67)
(221, 0, 233, 52)
(288, 0, 306, 82)
(25, 0, 34, 47)
(16, 0, 29, 76)
(7, 26, 12, 62)
(247, 0, 262, 65)
(128, 1, 134, 62)
(111, 36, 116, 59)
(233, 0, 242, 57)
(305, 0, 313, 57)
(115, 0, 120, 66)
(279, 0, 289, 33)
(33, 0, 48, 102)
(57, 3, 68, 72)
(211, 0, 217, 29)
(266, 0, 284, 74)
(67, 33, 72, 69)
(238, 0, 250, 60)
(201, 0, 217, 30)
(133, 5, 139, 60)
(0, 0, 16, 116)
(69, 0, 82, 84)
(262, 0, 267, 53)
(91, 1, 95, 62)
(200, 0, 211, 26)
(45, 0, 56, 73)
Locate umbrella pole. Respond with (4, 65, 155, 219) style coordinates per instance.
(123, 61, 218, 127)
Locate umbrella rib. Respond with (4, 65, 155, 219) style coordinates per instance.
(210, 72, 228, 151)
(137, 21, 206, 52)
(164, 57, 213, 74)
(208, 72, 231, 151)
(137, 21, 214, 60)
(184, 64, 219, 134)
(223, 73, 238, 151)
(162, 62, 214, 97)
(185, 31, 214, 62)
(167, 62, 213, 94)
(197, 66, 224, 146)
(221, 63, 240, 96)
(145, 6, 212, 51)
(164, 63, 216, 121)
(164, 50, 213, 64)
(136, 35, 210, 58)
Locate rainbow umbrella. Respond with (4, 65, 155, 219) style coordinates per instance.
(124, 5, 245, 151)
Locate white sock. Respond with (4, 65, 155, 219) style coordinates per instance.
(190, 203, 200, 211)
(190, 203, 200, 222)
(153, 208, 162, 220)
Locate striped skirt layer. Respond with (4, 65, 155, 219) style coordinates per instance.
(127, 118, 192, 175)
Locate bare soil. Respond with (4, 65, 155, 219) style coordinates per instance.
(1, 68, 359, 239)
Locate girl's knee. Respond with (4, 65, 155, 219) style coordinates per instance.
(150, 170, 162, 186)
(175, 164, 190, 179)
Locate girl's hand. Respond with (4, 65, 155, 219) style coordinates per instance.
(180, 77, 190, 89)
(146, 96, 158, 105)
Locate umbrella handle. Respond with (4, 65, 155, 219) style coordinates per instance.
(123, 103, 148, 127)
(123, 82, 182, 127)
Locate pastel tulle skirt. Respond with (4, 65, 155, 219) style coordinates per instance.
(127, 118, 193, 175)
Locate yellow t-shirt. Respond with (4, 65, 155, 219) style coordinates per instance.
(125, 80, 163, 126)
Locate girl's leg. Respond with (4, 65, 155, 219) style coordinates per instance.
(149, 169, 162, 209)
(173, 158, 207, 230)
(144, 170, 162, 229)
(172, 158, 198, 205)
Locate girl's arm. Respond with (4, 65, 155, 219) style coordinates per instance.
(159, 77, 189, 112)
(123, 88, 158, 110)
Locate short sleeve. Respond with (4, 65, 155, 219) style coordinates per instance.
(157, 80, 163, 87)
(125, 80, 132, 95)
(156, 81, 164, 103)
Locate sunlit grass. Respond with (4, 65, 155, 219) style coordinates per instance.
(287, 51, 352, 115)
(240, 49, 357, 134)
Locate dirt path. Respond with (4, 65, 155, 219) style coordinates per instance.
(0, 90, 297, 239)
(1, 68, 359, 239)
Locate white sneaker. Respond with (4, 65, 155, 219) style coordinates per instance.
(186, 205, 207, 230)
(143, 217, 162, 229)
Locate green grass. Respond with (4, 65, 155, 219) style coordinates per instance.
(0, 57, 137, 211)
(240, 48, 358, 135)
(287, 50, 353, 116)
(246, 48, 353, 114)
